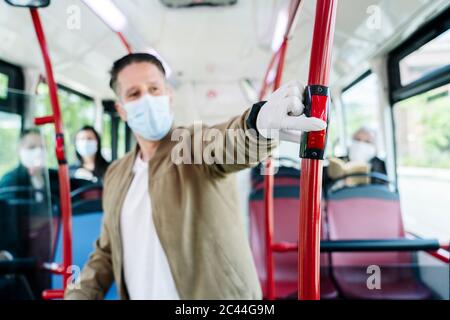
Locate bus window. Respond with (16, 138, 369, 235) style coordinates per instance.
(0, 72, 8, 99)
(118, 121, 126, 158)
(102, 113, 113, 162)
(326, 102, 341, 158)
(394, 84, 450, 241)
(102, 111, 130, 162)
(36, 84, 96, 167)
(103, 111, 127, 161)
(341, 72, 383, 152)
(400, 29, 450, 87)
(0, 110, 21, 176)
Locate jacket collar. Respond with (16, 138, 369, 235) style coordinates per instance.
(129, 129, 175, 166)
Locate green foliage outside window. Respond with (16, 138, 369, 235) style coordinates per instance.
(395, 85, 450, 169)
(0, 111, 21, 176)
(36, 84, 96, 168)
(0, 73, 8, 99)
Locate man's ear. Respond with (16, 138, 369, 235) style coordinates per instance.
(115, 102, 127, 122)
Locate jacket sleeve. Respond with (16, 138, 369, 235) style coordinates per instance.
(64, 220, 114, 300)
(194, 103, 278, 178)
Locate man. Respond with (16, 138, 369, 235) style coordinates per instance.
(65, 53, 326, 300)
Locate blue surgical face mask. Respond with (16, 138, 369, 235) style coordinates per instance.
(76, 139, 98, 158)
(20, 147, 46, 169)
(123, 94, 174, 141)
(349, 140, 376, 163)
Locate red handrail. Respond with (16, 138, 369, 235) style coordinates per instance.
(427, 249, 450, 264)
(264, 38, 289, 301)
(260, 0, 302, 300)
(259, 51, 279, 101)
(30, 8, 73, 300)
(298, 0, 338, 300)
(258, 41, 279, 301)
(259, 0, 301, 100)
(117, 31, 133, 54)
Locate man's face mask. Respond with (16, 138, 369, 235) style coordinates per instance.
(348, 140, 376, 163)
(20, 147, 46, 170)
(123, 94, 173, 141)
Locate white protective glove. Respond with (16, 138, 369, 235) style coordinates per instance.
(256, 81, 327, 143)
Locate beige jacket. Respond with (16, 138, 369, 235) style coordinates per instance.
(65, 108, 277, 300)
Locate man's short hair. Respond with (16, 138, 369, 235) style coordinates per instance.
(109, 53, 166, 93)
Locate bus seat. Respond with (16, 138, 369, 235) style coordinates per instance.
(249, 166, 339, 299)
(251, 164, 300, 190)
(70, 183, 103, 215)
(52, 185, 117, 300)
(0, 200, 35, 300)
(0, 188, 57, 299)
(52, 211, 117, 300)
(0, 199, 21, 257)
(326, 184, 434, 299)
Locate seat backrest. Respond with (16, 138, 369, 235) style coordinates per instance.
(0, 198, 55, 297)
(250, 186, 300, 284)
(52, 211, 117, 299)
(326, 184, 411, 266)
(249, 166, 331, 297)
(251, 165, 300, 190)
(71, 184, 103, 216)
(0, 200, 21, 257)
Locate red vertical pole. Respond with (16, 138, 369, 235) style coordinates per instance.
(259, 47, 279, 300)
(298, 0, 338, 300)
(273, 40, 288, 90)
(260, 0, 301, 301)
(259, 53, 277, 100)
(263, 38, 289, 300)
(30, 9, 73, 293)
(263, 158, 276, 299)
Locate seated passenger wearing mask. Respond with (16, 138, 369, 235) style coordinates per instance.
(0, 129, 58, 200)
(0, 129, 57, 298)
(325, 126, 387, 188)
(348, 126, 387, 182)
(65, 53, 326, 300)
(71, 126, 110, 183)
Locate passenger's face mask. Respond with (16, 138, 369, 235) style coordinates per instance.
(76, 139, 98, 157)
(123, 94, 173, 141)
(348, 140, 376, 163)
(20, 147, 45, 170)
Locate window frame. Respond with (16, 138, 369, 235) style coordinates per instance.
(0, 59, 25, 115)
(102, 99, 129, 161)
(341, 70, 373, 95)
(388, 6, 450, 104)
(340, 70, 380, 149)
(36, 82, 98, 166)
(57, 84, 94, 103)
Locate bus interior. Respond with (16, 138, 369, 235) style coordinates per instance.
(0, 0, 449, 301)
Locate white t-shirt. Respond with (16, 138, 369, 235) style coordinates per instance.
(120, 155, 180, 300)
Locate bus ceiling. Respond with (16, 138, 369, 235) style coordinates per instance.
(1, 0, 448, 103)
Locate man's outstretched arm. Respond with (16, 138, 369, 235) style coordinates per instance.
(188, 81, 326, 178)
